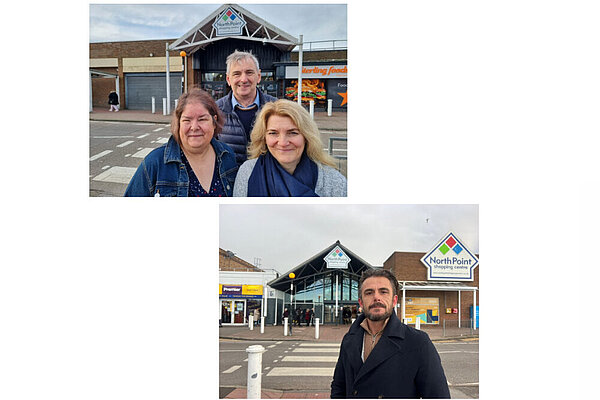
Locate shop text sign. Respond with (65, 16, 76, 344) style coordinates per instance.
(213, 7, 246, 36)
(286, 65, 348, 79)
(324, 245, 351, 269)
(421, 232, 478, 281)
(219, 284, 263, 298)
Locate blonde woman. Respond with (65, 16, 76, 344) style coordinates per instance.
(233, 99, 347, 197)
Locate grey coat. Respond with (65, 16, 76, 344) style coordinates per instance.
(233, 158, 347, 197)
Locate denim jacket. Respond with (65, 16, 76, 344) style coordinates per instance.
(124, 136, 238, 197)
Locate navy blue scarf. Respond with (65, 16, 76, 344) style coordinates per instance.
(248, 152, 319, 197)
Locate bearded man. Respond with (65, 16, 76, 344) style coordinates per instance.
(330, 269, 450, 399)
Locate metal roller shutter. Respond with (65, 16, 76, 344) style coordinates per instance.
(125, 73, 183, 110)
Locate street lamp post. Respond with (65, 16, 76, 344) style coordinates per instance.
(289, 272, 295, 324)
(180, 51, 187, 94)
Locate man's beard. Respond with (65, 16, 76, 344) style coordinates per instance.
(363, 302, 393, 322)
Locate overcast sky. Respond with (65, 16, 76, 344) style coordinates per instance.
(89, 3, 347, 44)
(220, 204, 478, 274)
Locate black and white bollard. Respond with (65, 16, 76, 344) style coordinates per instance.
(284, 317, 289, 336)
(315, 317, 320, 339)
(249, 315, 254, 331)
(151, 97, 156, 114)
(327, 99, 333, 116)
(260, 316, 264, 334)
(309, 100, 314, 118)
(246, 345, 265, 399)
(162, 98, 167, 115)
(415, 318, 421, 330)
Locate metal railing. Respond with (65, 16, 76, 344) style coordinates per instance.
(329, 137, 347, 160)
(292, 39, 347, 52)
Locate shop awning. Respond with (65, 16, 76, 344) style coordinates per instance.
(400, 281, 478, 291)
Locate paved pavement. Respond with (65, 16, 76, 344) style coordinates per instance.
(89, 108, 347, 131)
(219, 323, 478, 399)
(219, 322, 478, 343)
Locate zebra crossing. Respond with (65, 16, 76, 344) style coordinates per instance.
(266, 342, 340, 377)
(90, 121, 171, 195)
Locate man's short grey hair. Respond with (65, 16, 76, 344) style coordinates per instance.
(226, 50, 260, 75)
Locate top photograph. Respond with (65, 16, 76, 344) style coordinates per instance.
(89, 3, 347, 197)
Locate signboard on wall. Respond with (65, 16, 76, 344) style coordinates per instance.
(421, 231, 479, 281)
(285, 65, 347, 79)
(324, 245, 351, 269)
(404, 297, 439, 325)
(219, 284, 263, 298)
(213, 7, 246, 36)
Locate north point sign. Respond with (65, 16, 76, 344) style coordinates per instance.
(421, 232, 478, 281)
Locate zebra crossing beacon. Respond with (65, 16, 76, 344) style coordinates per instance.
(90, 4, 347, 112)
(219, 234, 479, 329)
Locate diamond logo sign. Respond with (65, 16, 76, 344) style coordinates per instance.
(324, 245, 351, 269)
(421, 232, 478, 281)
(213, 7, 247, 36)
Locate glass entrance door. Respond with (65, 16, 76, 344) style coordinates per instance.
(221, 300, 246, 324)
(233, 300, 245, 324)
(221, 300, 232, 324)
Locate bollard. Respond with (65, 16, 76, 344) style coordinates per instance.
(151, 97, 156, 114)
(284, 317, 288, 336)
(260, 316, 264, 334)
(174, 99, 178, 109)
(327, 99, 333, 116)
(246, 345, 265, 399)
(162, 98, 167, 115)
(315, 317, 320, 339)
(249, 315, 254, 330)
(309, 100, 314, 119)
(415, 318, 421, 330)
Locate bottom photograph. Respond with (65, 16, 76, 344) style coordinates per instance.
(218, 204, 479, 399)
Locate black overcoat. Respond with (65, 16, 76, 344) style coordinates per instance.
(331, 311, 450, 399)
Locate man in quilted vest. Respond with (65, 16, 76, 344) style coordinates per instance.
(216, 50, 277, 166)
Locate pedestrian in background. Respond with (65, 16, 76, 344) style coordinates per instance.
(283, 308, 292, 335)
(108, 91, 119, 112)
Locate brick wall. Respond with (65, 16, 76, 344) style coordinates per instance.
(384, 251, 479, 324)
(219, 249, 262, 272)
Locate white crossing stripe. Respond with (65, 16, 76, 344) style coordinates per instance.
(90, 150, 113, 161)
(137, 133, 150, 139)
(117, 140, 135, 148)
(292, 348, 339, 353)
(282, 355, 338, 362)
(153, 127, 164, 132)
(222, 365, 241, 374)
(132, 148, 155, 158)
(155, 137, 168, 144)
(93, 136, 134, 139)
(267, 367, 335, 377)
(92, 166, 137, 184)
(298, 343, 340, 348)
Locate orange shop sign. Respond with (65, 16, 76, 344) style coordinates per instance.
(285, 65, 347, 79)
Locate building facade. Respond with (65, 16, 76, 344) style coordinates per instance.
(90, 4, 347, 112)
(384, 232, 479, 328)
